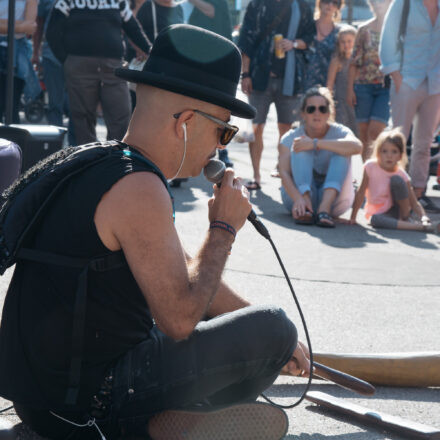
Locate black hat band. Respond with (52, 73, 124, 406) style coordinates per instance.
(146, 57, 238, 97)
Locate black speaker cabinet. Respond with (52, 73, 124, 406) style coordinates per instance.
(0, 124, 67, 173)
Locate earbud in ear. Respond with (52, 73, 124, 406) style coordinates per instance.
(182, 123, 187, 142)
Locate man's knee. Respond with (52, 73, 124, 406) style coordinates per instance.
(253, 306, 298, 358)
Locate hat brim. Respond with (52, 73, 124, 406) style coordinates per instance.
(115, 68, 256, 119)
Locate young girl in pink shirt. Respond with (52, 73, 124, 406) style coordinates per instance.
(350, 128, 439, 233)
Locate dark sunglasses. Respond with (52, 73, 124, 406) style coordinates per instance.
(305, 105, 329, 114)
(321, 0, 340, 6)
(173, 109, 239, 146)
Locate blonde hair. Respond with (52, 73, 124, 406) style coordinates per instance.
(373, 128, 408, 168)
(314, 0, 345, 21)
(334, 24, 357, 61)
(300, 86, 336, 122)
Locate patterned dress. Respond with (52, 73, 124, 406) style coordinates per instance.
(334, 57, 358, 134)
(304, 23, 340, 90)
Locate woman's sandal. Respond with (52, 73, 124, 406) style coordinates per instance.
(245, 180, 261, 191)
(316, 211, 335, 228)
(294, 210, 314, 225)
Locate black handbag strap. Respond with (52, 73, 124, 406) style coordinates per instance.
(398, 0, 410, 70)
(254, 0, 293, 48)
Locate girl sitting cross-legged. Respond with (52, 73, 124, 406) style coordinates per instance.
(350, 128, 439, 233)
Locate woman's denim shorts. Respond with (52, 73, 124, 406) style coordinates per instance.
(354, 83, 390, 125)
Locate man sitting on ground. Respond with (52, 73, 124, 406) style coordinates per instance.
(0, 25, 309, 439)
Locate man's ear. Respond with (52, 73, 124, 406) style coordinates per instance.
(174, 110, 194, 140)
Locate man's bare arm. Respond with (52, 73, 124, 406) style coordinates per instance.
(95, 170, 251, 341)
(185, 251, 250, 317)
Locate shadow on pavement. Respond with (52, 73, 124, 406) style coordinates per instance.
(287, 405, 406, 439)
(170, 176, 439, 250)
(267, 383, 440, 403)
(284, 432, 394, 440)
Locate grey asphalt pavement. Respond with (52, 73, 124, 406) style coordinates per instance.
(0, 107, 439, 439)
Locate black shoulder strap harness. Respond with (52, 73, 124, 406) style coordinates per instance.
(0, 140, 172, 407)
(253, 0, 293, 49)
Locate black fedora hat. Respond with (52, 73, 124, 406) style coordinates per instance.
(115, 24, 256, 119)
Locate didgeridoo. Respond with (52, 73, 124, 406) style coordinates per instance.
(306, 391, 440, 440)
(281, 362, 376, 396)
(314, 362, 375, 396)
(314, 352, 440, 387)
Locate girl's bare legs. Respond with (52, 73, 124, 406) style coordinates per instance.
(357, 122, 369, 162)
(358, 120, 387, 162)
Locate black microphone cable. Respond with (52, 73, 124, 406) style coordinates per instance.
(204, 159, 313, 408)
(258, 228, 314, 409)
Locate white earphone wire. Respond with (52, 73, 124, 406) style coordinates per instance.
(169, 124, 187, 181)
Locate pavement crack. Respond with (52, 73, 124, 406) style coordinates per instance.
(224, 267, 439, 288)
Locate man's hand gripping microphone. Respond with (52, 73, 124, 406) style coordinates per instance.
(204, 159, 271, 239)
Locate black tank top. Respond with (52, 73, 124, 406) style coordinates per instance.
(0, 152, 168, 410)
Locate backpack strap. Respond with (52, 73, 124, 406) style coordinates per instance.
(18, 248, 127, 405)
(119, 143, 176, 222)
(398, 0, 410, 70)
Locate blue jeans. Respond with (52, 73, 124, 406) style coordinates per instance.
(16, 305, 297, 439)
(281, 150, 349, 214)
(42, 57, 76, 145)
(354, 83, 390, 125)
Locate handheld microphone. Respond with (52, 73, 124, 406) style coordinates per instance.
(203, 159, 270, 239)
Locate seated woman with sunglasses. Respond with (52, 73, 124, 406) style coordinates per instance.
(279, 86, 362, 227)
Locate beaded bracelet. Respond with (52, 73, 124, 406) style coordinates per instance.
(209, 221, 236, 239)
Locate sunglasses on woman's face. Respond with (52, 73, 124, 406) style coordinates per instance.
(305, 105, 329, 114)
(321, 0, 340, 6)
(321, 0, 341, 8)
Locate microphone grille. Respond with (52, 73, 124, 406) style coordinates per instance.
(203, 159, 225, 184)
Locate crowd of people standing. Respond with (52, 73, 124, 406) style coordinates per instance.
(239, 0, 440, 232)
(0, 0, 439, 231)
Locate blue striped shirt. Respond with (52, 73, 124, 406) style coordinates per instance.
(379, 0, 440, 95)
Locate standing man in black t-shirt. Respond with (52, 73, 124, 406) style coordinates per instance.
(238, 0, 315, 190)
(46, 0, 152, 145)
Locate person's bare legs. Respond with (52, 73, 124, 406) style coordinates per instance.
(276, 122, 292, 168)
(367, 119, 387, 154)
(395, 196, 411, 220)
(318, 188, 338, 215)
(358, 122, 369, 162)
(249, 123, 265, 186)
(395, 219, 439, 232)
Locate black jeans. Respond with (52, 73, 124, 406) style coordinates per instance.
(104, 305, 297, 437)
(17, 305, 297, 439)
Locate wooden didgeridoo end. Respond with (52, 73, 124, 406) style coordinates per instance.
(313, 352, 440, 387)
(280, 362, 376, 396)
(314, 362, 376, 396)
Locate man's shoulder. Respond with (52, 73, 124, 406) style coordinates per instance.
(107, 171, 171, 208)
